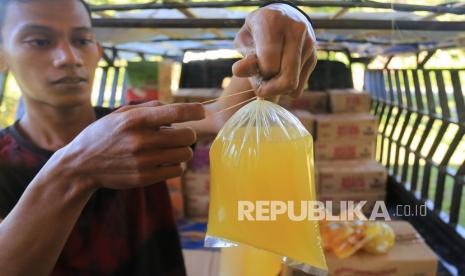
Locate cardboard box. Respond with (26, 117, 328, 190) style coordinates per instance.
(278, 95, 295, 109)
(317, 160, 387, 193)
(317, 191, 386, 214)
(183, 171, 210, 196)
(183, 247, 284, 276)
(184, 223, 438, 276)
(292, 110, 315, 136)
(188, 135, 215, 173)
(166, 176, 182, 192)
(185, 194, 210, 218)
(183, 249, 221, 276)
(169, 191, 184, 220)
(327, 89, 372, 113)
(314, 168, 320, 194)
(158, 60, 175, 103)
(315, 140, 375, 161)
(173, 88, 221, 103)
(313, 113, 378, 141)
(282, 221, 438, 276)
(280, 91, 328, 113)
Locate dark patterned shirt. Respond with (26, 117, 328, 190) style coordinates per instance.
(0, 107, 186, 276)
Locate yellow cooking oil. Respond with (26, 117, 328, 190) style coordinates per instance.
(207, 127, 327, 273)
(220, 244, 282, 276)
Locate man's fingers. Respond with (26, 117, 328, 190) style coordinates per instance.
(108, 147, 194, 171)
(137, 165, 184, 185)
(99, 164, 184, 188)
(257, 28, 304, 97)
(141, 147, 193, 168)
(126, 127, 197, 151)
(290, 54, 317, 98)
(232, 54, 259, 78)
(235, 18, 282, 79)
(302, 34, 317, 63)
(234, 25, 254, 53)
(122, 103, 205, 129)
(115, 100, 164, 113)
(152, 127, 197, 148)
(254, 23, 283, 79)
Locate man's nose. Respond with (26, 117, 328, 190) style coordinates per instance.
(53, 42, 83, 68)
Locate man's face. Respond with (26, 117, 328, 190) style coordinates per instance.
(1, 0, 102, 108)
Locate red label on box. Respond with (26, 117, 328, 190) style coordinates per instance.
(334, 146, 356, 158)
(337, 125, 360, 136)
(345, 97, 362, 105)
(341, 176, 366, 189)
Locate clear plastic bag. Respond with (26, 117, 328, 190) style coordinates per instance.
(205, 99, 327, 275)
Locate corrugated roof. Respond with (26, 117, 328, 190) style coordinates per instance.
(89, 1, 465, 58)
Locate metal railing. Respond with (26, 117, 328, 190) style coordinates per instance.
(365, 68, 465, 273)
(94, 65, 128, 108)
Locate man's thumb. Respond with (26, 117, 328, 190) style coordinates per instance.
(232, 54, 259, 78)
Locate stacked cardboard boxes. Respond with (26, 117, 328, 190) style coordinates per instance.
(281, 221, 438, 276)
(327, 88, 372, 113)
(173, 88, 222, 103)
(291, 110, 315, 136)
(182, 221, 438, 276)
(317, 160, 387, 213)
(167, 177, 184, 220)
(184, 171, 210, 218)
(288, 91, 328, 137)
(182, 136, 215, 218)
(280, 91, 328, 114)
(287, 89, 386, 214)
(317, 89, 385, 214)
(313, 113, 377, 161)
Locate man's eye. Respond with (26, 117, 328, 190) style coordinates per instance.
(75, 39, 93, 46)
(26, 39, 51, 47)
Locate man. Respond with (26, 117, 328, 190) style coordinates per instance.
(0, 0, 316, 275)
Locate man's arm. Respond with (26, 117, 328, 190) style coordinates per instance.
(0, 102, 204, 276)
(176, 76, 254, 135)
(0, 163, 95, 276)
(182, 3, 317, 137)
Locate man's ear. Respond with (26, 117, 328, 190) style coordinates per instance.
(0, 46, 8, 73)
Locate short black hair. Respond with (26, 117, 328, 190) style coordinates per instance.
(0, 0, 92, 31)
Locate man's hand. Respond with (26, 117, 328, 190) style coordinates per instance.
(232, 3, 317, 98)
(0, 101, 204, 276)
(55, 101, 205, 190)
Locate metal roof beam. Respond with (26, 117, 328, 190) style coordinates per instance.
(101, 50, 113, 65)
(164, 0, 225, 39)
(331, 7, 350, 20)
(421, 2, 465, 20)
(384, 55, 393, 69)
(149, 36, 406, 46)
(417, 49, 437, 68)
(93, 18, 465, 31)
(89, 0, 465, 15)
(350, 56, 374, 64)
(102, 46, 173, 58)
